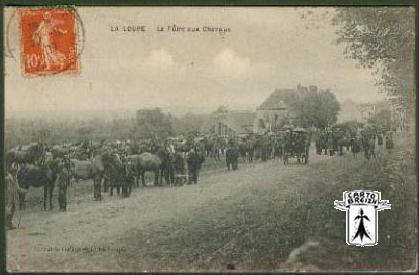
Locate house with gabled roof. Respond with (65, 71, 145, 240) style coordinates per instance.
(253, 86, 310, 133)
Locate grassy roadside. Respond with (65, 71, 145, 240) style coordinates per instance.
(112, 136, 416, 272)
(291, 134, 417, 271)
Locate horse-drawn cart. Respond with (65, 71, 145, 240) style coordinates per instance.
(283, 127, 310, 164)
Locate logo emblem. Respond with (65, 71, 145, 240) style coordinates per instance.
(334, 190, 391, 246)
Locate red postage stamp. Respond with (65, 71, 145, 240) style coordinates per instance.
(19, 8, 79, 75)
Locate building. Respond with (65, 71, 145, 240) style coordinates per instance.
(252, 85, 321, 133)
(207, 109, 256, 136)
(254, 99, 291, 133)
(358, 101, 391, 123)
(358, 104, 377, 122)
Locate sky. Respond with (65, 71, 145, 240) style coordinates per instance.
(5, 7, 385, 118)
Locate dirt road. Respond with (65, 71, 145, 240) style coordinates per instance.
(7, 140, 416, 272)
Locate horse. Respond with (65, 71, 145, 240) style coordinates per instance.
(127, 152, 162, 187)
(51, 145, 71, 159)
(203, 137, 213, 158)
(17, 159, 61, 210)
(69, 152, 107, 200)
(245, 138, 257, 162)
(6, 142, 45, 169)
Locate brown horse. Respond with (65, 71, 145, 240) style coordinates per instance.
(17, 159, 61, 210)
(6, 142, 45, 169)
(127, 152, 162, 187)
(69, 152, 108, 200)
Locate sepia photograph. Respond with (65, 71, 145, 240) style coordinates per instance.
(3, 6, 416, 272)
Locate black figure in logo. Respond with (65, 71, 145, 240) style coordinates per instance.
(352, 208, 371, 242)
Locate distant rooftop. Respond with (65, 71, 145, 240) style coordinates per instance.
(257, 88, 297, 110)
(257, 99, 288, 110)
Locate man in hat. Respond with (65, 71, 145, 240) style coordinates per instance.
(186, 145, 205, 184)
(6, 164, 27, 230)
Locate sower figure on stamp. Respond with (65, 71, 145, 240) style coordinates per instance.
(6, 163, 27, 230)
(32, 12, 67, 70)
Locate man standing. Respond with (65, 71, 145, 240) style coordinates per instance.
(187, 146, 205, 184)
(225, 139, 239, 170)
(6, 164, 27, 230)
(57, 160, 71, 211)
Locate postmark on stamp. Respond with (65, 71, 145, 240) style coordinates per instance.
(19, 8, 79, 76)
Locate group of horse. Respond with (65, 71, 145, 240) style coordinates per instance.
(5, 140, 206, 211)
(230, 131, 311, 165)
(314, 127, 395, 159)
(6, 127, 395, 212)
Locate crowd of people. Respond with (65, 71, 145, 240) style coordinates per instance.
(314, 124, 395, 159)
(5, 122, 396, 230)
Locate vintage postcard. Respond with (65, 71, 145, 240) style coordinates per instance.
(4, 6, 416, 272)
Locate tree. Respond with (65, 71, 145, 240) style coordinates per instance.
(332, 8, 414, 129)
(295, 89, 340, 129)
(136, 108, 173, 139)
(317, 90, 341, 128)
(368, 109, 392, 131)
(171, 112, 211, 135)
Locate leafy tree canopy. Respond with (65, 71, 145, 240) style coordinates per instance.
(270, 87, 340, 129)
(332, 7, 414, 109)
(136, 108, 173, 139)
(368, 109, 392, 131)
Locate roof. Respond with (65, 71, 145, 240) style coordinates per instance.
(257, 88, 297, 110)
(258, 100, 288, 110)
